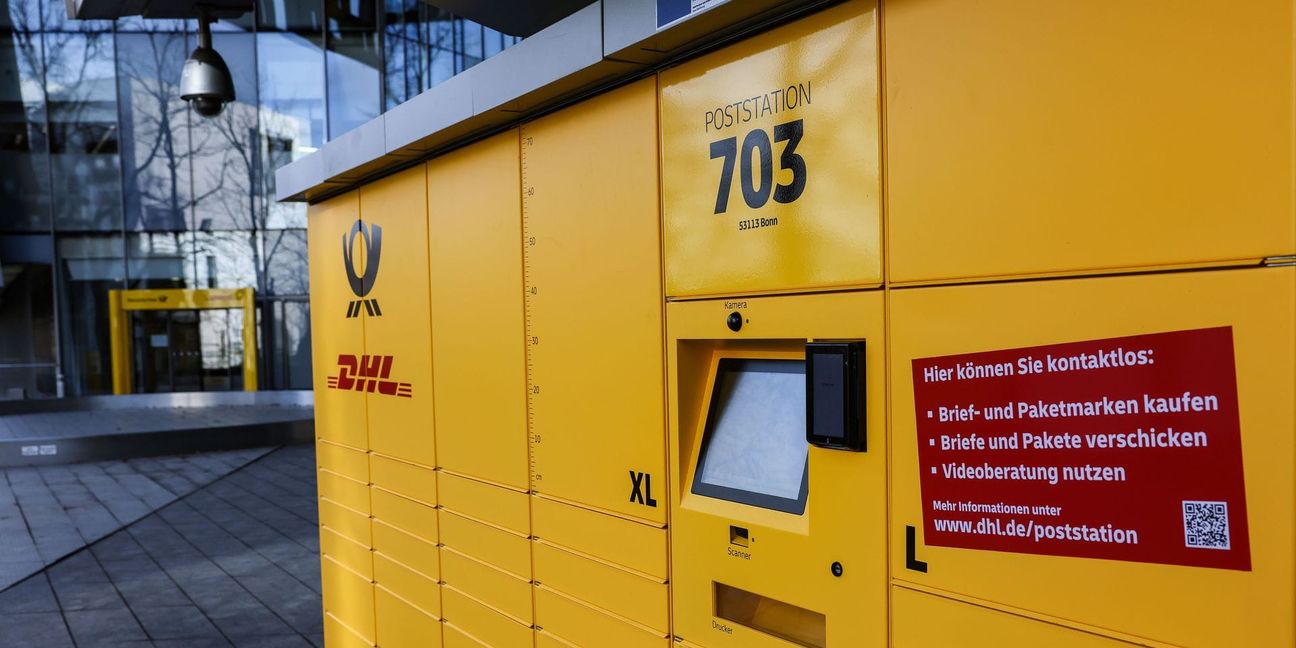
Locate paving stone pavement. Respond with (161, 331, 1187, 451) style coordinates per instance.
(0, 445, 322, 647)
(0, 447, 277, 592)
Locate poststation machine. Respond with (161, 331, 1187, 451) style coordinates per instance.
(296, 0, 1296, 646)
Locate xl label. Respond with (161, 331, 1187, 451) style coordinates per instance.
(912, 327, 1250, 570)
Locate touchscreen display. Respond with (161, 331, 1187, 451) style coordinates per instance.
(693, 359, 808, 513)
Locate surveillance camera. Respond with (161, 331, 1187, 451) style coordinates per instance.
(179, 14, 235, 117)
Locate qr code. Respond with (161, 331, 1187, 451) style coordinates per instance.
(1183, 500, 1230, 550)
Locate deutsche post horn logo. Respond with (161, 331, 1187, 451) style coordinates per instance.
(343, 220, 382, 318)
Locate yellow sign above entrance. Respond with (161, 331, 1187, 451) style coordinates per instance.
(660, 0, 881, 299)
(118, 287, 249, 311)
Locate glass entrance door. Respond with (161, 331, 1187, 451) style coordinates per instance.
(129, 309, 241, 394)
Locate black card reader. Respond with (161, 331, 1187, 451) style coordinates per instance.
(806, 341, 866, 451)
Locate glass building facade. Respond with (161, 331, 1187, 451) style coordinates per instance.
(0, 0, 518, 398)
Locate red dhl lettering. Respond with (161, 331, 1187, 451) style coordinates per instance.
(325, 354, 412, 397)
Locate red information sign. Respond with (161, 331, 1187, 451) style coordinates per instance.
(912, 327, 1250, 571)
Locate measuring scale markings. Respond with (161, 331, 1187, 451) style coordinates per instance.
(522, 128, 542, 490)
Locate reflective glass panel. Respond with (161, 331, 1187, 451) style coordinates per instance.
(117, 31, 192, 232)
(191, 32, 261, 230)
(192, 230, 257, 290)
(261, 228, 307, 296)
(0, 234, 55, 364)
(258, 31, 323, 229)
(258, 0, 322, 33)
(263, 299, 310, 390)
(382, 0, 412, 109)
(425, 10, 455, 85)
(42, 0, 112, 32)
(0, 0, 41, 31)
(46, 32, 122, 231)
(0, 34, 50, 231)
(326, 0, 379, 138)
(326, 35, 379, 138)
(458, 17, 481, 71)
(126, 232, 188, 289)
(57, 234, 124, 396)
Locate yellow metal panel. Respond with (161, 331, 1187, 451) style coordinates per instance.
(660, 0, 881, 298)
(108, 291, 129, 395)
(325, 612, 375, 648)
(372, 519, 440, 581)
(371, 486, 438, 542)
(428, 131, 529, 490)
(532, 541, 668, 633)
(373, 552, 441, 619)
(320, 496, 373, 547)
(534, 630, 577, 648)
(532, 585, 669, 648)
(437, 472, 529, 535)
(438, 509, 531, 580)
(322, 555, 376, 645)
(319, 468, 371, 515)
(319, 440, 370, 483)
(667, 291, 888, 648)
(442, 623, 490, 648)
(890, 267, 1295, 647)
(375, 585, 443, 648)
(359, 166, 436, 467)
(309, 190, 368, 450)
(440, 546, 533, 624)
(441, 585, 533, 648)
(892, 587, 1136, 648)
(322, 526, 374, 581)
(239, 287, 257, 391)
(531, 495, 668, 580)
(885, 0, 1296, 283)
(370, 454, 437, 507)
(521, 77, 667, 524)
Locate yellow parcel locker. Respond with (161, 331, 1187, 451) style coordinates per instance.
(375, 584, 443, 648)
(884, 0, 1296, 283)
(890, 267, 1295, 647)
(440, 545, 533, 624)
(370, 453, 437, 507)
(891, 588, 1137, 648)
(325, 612, 374, 648)
(322, 554, 377, 645)
(308, 190, 367, 451)
(428, 130, 528, 490)
(359, 165, 436, 468)
(667, 292, 887, 648)
(441, 585, 532, 648)
(533, 584, 670, 648)
(318, 440, 370, 483)
(660, 0, 882, 298)
(521, 77, 667, 524)
(374, 551, 441, 619)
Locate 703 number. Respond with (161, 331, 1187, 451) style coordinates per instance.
(709, 119, 806, 214)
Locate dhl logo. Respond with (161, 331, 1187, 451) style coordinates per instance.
(326, 354, 412, 398)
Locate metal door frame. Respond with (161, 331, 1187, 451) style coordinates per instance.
(108, 288, 258, 395)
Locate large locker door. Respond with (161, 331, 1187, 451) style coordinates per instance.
(307, 190, 368, 451)
(521, 77, 666, 524)
(890, 267, 1295, 647)
(428, 130, 528, 491)
(359, 166, 435, 469)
